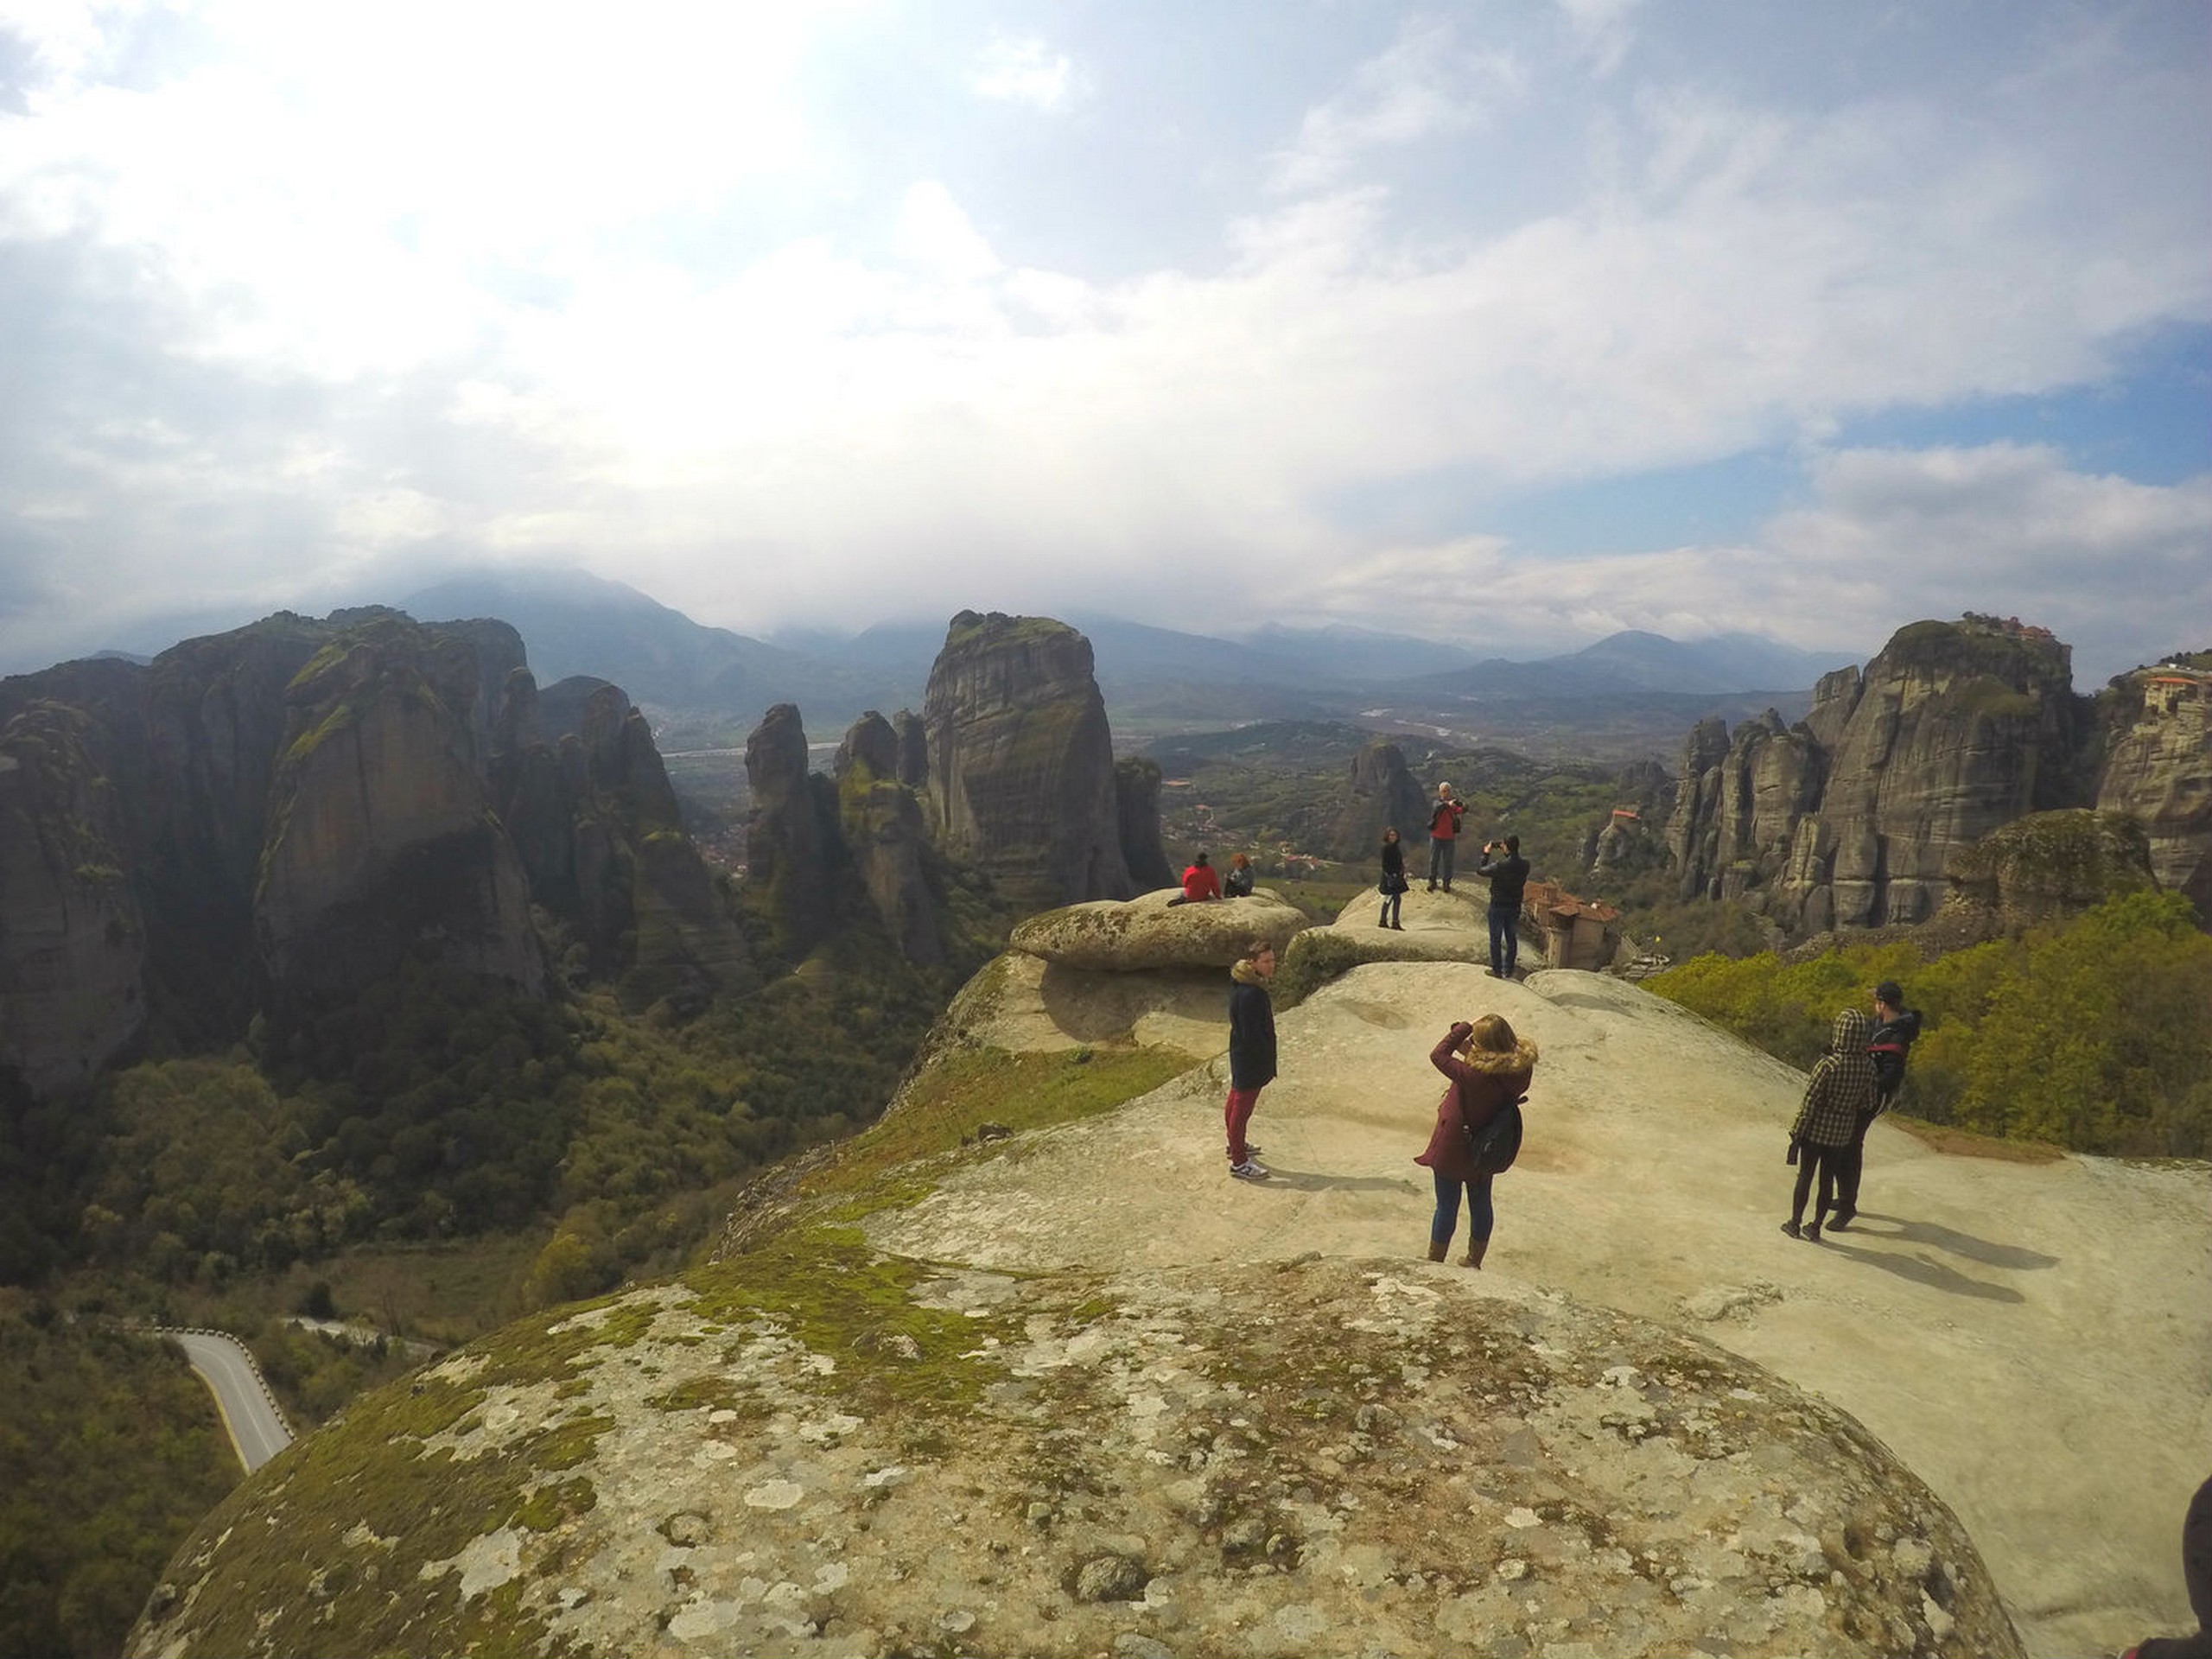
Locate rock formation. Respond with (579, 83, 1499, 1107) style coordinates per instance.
(1942, 810, 2158, 931)
(920, 612, 1133, 910)
(892, 709, 927, 789)
(127, 1255, 2023, 1659)
(835, 712, 942, 964)
(1113, 756, 1173, 890)
(1325, 736, 1430, 859)
(256, 620, 543, 1009)
(744, 703, 836, 956)
(0, 607, 745, 1094)
(2093, 663, 2212, 921)
(1008, 888, 1306, 972)
(0, 702, 147, 1092)
(1667, 618, 2118, 935)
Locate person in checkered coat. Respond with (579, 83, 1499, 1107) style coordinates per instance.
(1780, 1007, 1877, 1243)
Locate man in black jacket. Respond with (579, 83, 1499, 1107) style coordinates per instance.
(1224, 940, 1278, 1181)
(1833, 979, 1922, 1228)
(1474, 836, 1530, 978)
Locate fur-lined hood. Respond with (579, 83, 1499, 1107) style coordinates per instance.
(1230, 958, 1273, 988)
(1456, 1037, 1540, 1073)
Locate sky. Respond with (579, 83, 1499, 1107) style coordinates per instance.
(1, 0, 2207, 684)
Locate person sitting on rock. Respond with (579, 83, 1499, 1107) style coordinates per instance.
(1414, 1014, 1536, 1268)
(1167, 850, 1223, 906)
(1223, 851, 1255, 898)
(1783, 1007, 1877, 1243)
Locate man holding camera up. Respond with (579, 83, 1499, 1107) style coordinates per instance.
(1474, 835, 1530, 978)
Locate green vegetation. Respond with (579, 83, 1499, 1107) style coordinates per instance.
(0, 1294, 237, 1659)
(1648, 892, 2212, 1155)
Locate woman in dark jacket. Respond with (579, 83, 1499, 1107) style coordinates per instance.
(1377, 827, 1408, 930)
(1414, 1014, 1538, 1268)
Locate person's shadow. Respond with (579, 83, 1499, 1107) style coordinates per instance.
(1813, 1211, 2056, 1302)
(1254, 1169, 1420, 1194)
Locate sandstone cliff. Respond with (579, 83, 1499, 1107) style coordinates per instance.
(921, 612, 1133, 910)
(0, 702, 147, 1092)
(835, 711, 942, 964)
(256, 620, 544, 1009)
(1112, 756, 1173, 889)
(745, 703, 836, 956)
(2093, 663, 2212, 921)
(1324, 735, 1429, 859)
(1668, 618, 2123, 935)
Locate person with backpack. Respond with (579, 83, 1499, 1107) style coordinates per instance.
(1783, 1007, 1878, 1243)
(1833, 980, 1923, 1229)
(1425, 783, 1465, 890)
(1414, 1013, 1537, 1268)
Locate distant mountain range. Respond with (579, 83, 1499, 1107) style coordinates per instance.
(27, 568, 1862, 753)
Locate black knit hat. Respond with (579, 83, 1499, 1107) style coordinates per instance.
(1874, 980, 1904, 1007)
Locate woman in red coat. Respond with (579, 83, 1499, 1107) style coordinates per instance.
(1414, 1014, 1537, 1268)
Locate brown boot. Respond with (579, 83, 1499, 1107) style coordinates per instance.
(1462, 1237, 1488, 1269)
(1426, 1238, 1448, 1262)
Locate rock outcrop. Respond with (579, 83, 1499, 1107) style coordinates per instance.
(1668, 618, 2113, 935)
(1008, 888, 1306, 972)
(835, 712, 942, 964)
(256, 620, 543, 1009)
(921, 612, 1133, 910)
(0, 702, 147, 1092)
(2093, 664, 2212, 921)
(1112, 756, 1173, 890)
(127, 1255, 2021, 1659)
(1942, 810, 2158, 930)
(744, 704, 836, 957)
(1325, 736, 1430, 859)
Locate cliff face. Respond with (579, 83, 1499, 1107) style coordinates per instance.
(835, 711, 942, 964)
(255, 621, 544, 1008)
(0, 702, 147, 1092)
(0, 607, 743, 1096)
(2093, 667, 2212, 921)
(1113, 756, 1173, 889)
(921, 612, 1132, 910)
(744, 703, 836, 956)
(1325, 737, 1429, 860)
(1669, 620, 2112, 935)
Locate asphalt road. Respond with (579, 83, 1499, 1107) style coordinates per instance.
(170, 1330, 292, 1472)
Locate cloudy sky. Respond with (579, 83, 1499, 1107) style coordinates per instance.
(2, 0, 2206, 682)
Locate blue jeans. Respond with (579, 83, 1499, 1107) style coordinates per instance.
(1431, 1169, 1496, 1245)
(1488, 901, 1517, 973)
(1428, 837, 1456, 887)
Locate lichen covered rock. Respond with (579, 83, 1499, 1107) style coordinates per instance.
(1009, 887, 1306, 971)
(128, 1255, 2023, 1659)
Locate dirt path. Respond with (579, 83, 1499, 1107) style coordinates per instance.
(869, 899, 2211, 1658)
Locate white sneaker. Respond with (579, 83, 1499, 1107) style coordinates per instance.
(1230, 1160, 1270, 1181)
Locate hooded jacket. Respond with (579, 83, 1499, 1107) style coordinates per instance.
(1227, 957, 1277, 1090)
(1415, 1022, 1539, 1180)
(1790, 1007, 1878, 1148)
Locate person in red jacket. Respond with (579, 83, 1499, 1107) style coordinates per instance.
(1414, 1014, 1537, 1268)
(1167, 850, 1223, 906)
(1425, 784, 1465, 891)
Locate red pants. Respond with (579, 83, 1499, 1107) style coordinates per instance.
(1224, 1087, 1264, 1163)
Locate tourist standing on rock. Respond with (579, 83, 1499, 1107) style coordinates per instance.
(1833, 979, 1923, 1229)
(1225, 939, 1278, 1182)
(1168, 849, 1223, 906)
(1783, 1007, 1877, 1243)
(1377, 827, 1408, 929)
(1223, 851, 1255, 898)
(1414, 1014, 1537, 1268)
(1474, 836, 1530, 977)
(1425, 784, 1465, 890)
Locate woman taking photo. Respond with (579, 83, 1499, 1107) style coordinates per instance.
(1414, 1014, 1537, 1268)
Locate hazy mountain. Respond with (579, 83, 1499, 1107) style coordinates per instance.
(1555, 629, 1859, 694)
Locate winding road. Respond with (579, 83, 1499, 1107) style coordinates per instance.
(168, 1329, 292, 1472)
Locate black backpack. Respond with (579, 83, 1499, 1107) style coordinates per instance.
(1463, 1096, 1526, 1173)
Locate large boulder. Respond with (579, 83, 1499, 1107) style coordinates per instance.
(126, 1255, 2024, 1659)
(2094, 663, 2212, 922)
(920, 612, 1133, 909)
(1009, 887, 1306, 971)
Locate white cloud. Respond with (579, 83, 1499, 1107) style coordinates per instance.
(969, 34, 1076, 112)
(1553, 0, 1643, 76)
(1270, 16, 1527, 194)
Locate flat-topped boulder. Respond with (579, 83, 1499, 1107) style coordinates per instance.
(1008, 887, 1306, 970)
